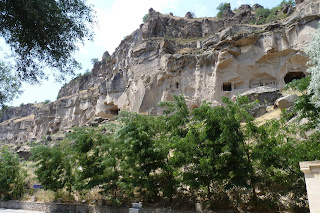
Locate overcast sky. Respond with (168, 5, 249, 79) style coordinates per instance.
(10, 0, 282, 106)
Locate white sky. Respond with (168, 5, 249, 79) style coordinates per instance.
(9, 0, 281, 106)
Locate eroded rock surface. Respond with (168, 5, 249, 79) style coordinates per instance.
(0, 0, 319, 146)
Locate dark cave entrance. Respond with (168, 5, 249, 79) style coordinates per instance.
(284, 72, 306, 84)
(222, 82, 232, 91)
(110, 105, 120, 115)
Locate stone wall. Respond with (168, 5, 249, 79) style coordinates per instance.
(0, 201, 127, 213)
(300, 161, 320, 213)
(0, 201, 200, 213)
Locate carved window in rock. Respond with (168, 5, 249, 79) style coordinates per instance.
(249, 78, 278, 89)
(222, 82, 232, 91)
(284, 72, 306, 84)
(234, 82, 246, 90)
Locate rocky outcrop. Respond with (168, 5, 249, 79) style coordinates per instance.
(0, 104, 36, 123)
(240, 86, 282, 117)
(0, 0, 319, 146)
(274, 94, 299, 110)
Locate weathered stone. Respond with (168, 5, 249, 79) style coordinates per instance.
(0, 0, 319, 146)
(274, 94, 299, 110)
(185, 12, 193, 19)
(252, 4, 263, 10)
(221, 4, 234, 19)
(241, 87, 282, 106)
(300, 161, 320, 213)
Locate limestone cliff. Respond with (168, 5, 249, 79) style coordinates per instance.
(0, 0, 319, 147)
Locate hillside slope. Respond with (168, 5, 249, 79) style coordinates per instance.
(0, 0, 319, 147)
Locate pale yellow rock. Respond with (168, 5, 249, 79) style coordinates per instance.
(0, 0, 319, 145)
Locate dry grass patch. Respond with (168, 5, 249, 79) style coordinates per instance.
(254, 107, 282, 126)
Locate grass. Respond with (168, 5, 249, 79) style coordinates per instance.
(254, 107, 282, 126)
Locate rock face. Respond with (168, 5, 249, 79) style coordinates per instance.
(0, 0, 320, 146)
(275, 94, 299, 110)
(240, 86, 282, 117)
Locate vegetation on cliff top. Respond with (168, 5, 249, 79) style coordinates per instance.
(217, 0, 295, 25)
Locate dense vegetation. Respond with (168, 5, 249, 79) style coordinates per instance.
(251, 0, 295, 25)
(1, 6, 320, 213)
(0, 85, 318, 211)
(217, 0, 296, 25)
(0, 148, 27, 200)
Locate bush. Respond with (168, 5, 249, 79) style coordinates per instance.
(0, 148, 27, 199)
(43, 99, 51, 104)
(217, 3, 230, 18)
(142, 14, 148, 22)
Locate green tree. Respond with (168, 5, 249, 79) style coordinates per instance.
(91, 58, 99, 65)
(280, 0, 296, 7)
(217, 3, 230, 18)
(117, 111, 176, 201)
(66, 125, 125, 203)
(0, 0, 95, 83)
(254, 8, 271, 25)
(142, 14, 149, 22)
(0, 148, 27, 199)
(0, 62, 21, 107)
(31, 144, 74, 193)
(306, 25, 320, 108)
(170, 96, 254, 209)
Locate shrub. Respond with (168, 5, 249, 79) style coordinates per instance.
(0, 148, 27, 199)
(43, 99, 50, 104)
(91, 58, 99, 65)
(142, 14, 148, 22)
(217, 3, 230, 18)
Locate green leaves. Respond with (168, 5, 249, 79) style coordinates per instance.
(27, 93, 318, 210)
(0, 62, 22, 107)
(0, 0, 95, 83)
(31, 144, 73, 191)
(216, 2, 230, 18)
(306, 24, 320, 108)
(0, 147, 27, 199)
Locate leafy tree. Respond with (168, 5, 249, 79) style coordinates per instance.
(0, 148, 27, 199)
(158, 94, 190, 137)
(117, 111, 173, 201)
(43, 99, 51, 105)
(142, 14, 149, 22)
(0, 0, 95, 83)
(280, 0, 296, 7)
(68, 128, 110, 189)
(0, 62, 22, 107)
(306, 25, 320, 108)
(91, 58, 99, 65)
(66, 125, 125, 203)
(31, 144, 74, 193)
(217, 3, 230, 18)
(254, 8, 271, 25)
(171, 96, 254, 209)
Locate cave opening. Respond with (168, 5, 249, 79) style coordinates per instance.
(222, 82, 232, 91)
(284, 72, 305, 84)
(110, 105, 120, 115)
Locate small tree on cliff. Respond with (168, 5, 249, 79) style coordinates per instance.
(217, 2, 231, 18)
